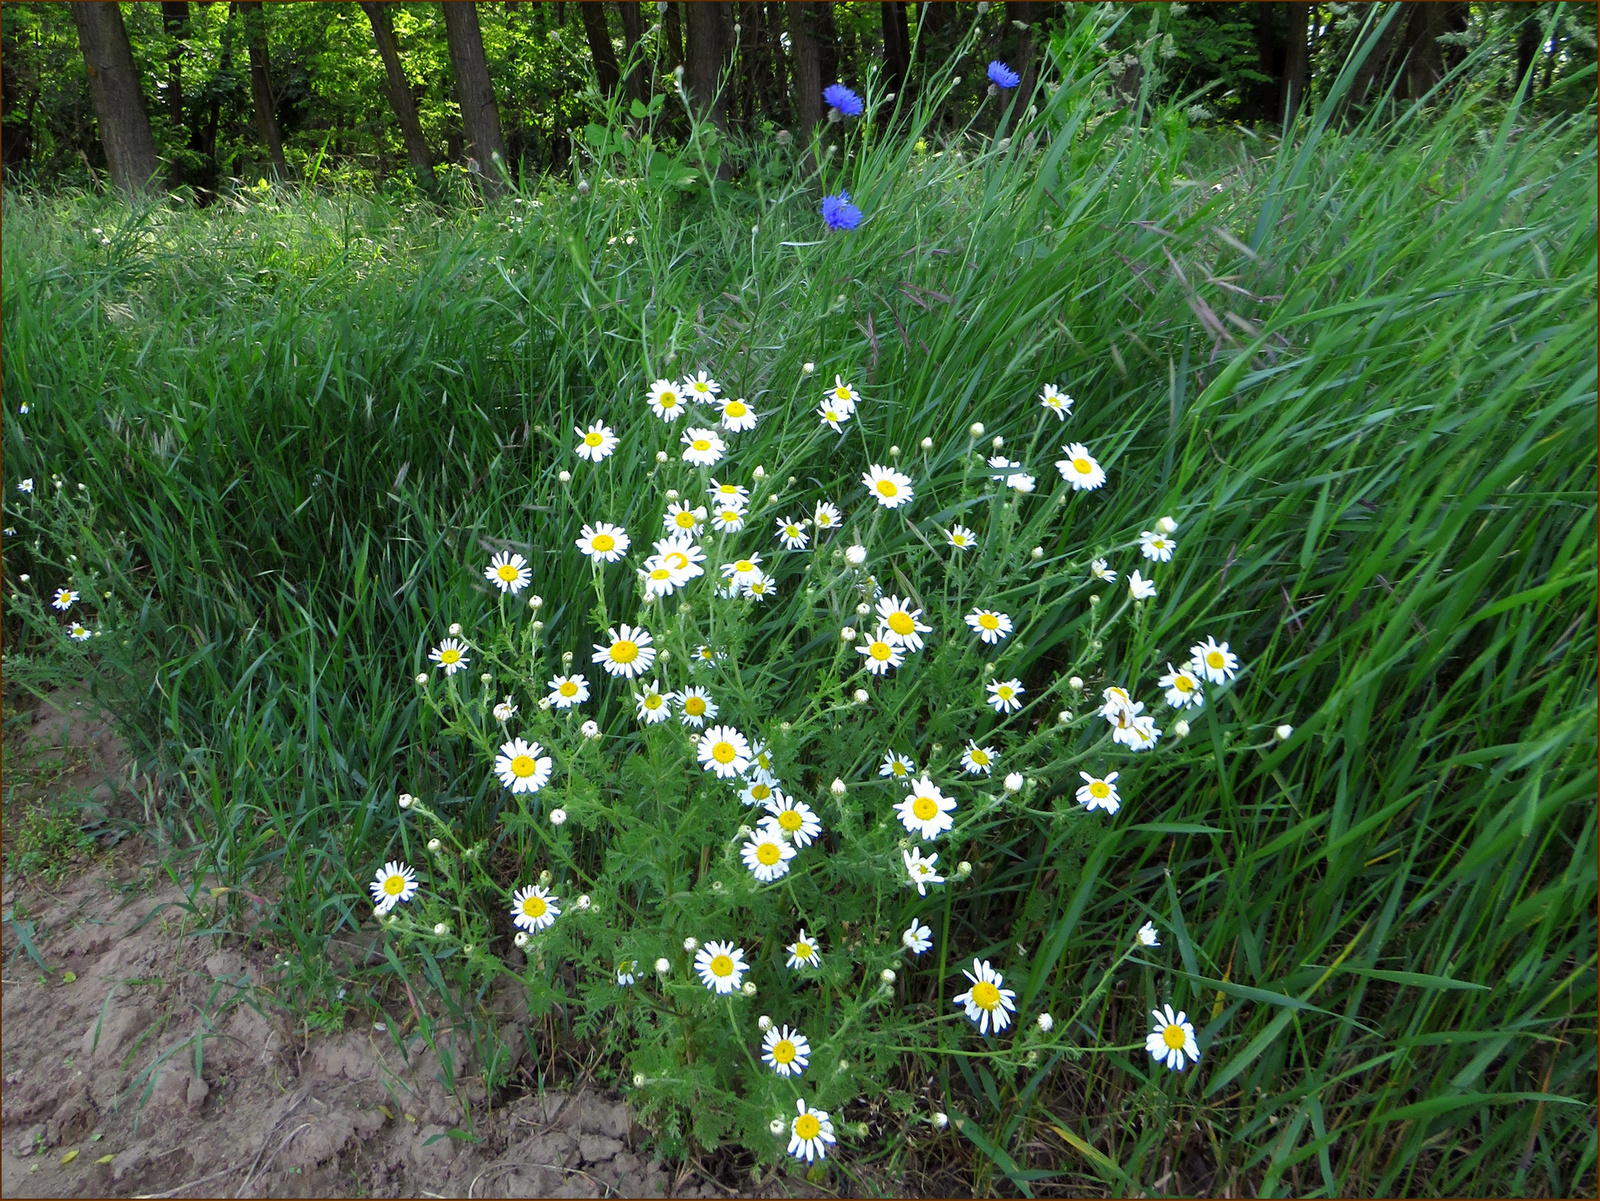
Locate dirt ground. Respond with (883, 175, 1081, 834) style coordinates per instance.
(0, 690, 817, 1200)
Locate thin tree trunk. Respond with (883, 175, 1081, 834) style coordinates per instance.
(664, 0, 684, 68)
(1515, 3, 1542, 91)
(580, 1, 622, 95)
(684, 0, 728, 130)
(71, 1, 162, 196)
(238, 1, 289, 179)
(1346, 2, 1402, 115)
(882, 2, 911, 101)
(360, 1, 436, 186)
(441, 0, 510, 195)
(161, 2, 186, 129)
(1402, 1, 1446, 99)
(617, 1, 646, 103)
(1282, 1, 1309, 125)
(790, 0, 824, 148)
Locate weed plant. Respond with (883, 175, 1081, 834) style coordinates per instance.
(3, 7, 1595, 1195)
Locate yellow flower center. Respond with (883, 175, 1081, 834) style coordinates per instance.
(645, 694, 663, 709)
(511, 755, 537, 777)
(659, 392, 678, 408)
(913, 796, 938, 821)
(1174, 675, 1193, 692)
(522, 895, 547, 918)
(998, 686, 1015, 700)
(1090, 781, 1110, 798)
(888, 612, 914, 635)
(1073, 457, 1091, 473)
(971, 981, 1001, 1010)
(610, 640, 639, 663)
(584, 431, 604, 447)
(877, 479, 898, 497)
(559, 681, 578, 697)
(778, 809, 800, 831)
(735, 559, 754, 573)
(869, 641, 893, 661)
(835, 386, 851, 401)
(786, 525, 801, 537)
(710, 954, 733, 977)
(971, 749, 990, 766)
(685, 697, 706, 716)
(720, 509, 740, 523)
(592, 534, 616, 553)
(794, 1113, 820, 1140)
(892, 762, 907, 776)
(756, 842, 781, 865)
(751, 784, 772, 801)
(675, 512, 696, 529)
(794, 942, 811, 960)
(650, 568, 671, 581)
(816, 513, 833, 527)
(979, 614, 999, 630)
(712, 741, 737, 764)
(440, 648, 461, 664)
(694, 382, 709, 394)
(497, 563, 520, 581)
(665, 551, 689, 568)
(1163, 1024, 1187, 1050)
(771, 1039, 796, 1064)
(1207, 650, 1225, 669)
(383, 875, 405, 896)
(725, 401, 747, 417)
(692, 439, 711, 451)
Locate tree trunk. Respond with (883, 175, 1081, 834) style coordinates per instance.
(441, 0, 510, 195)
(71, 1, 162, 196)
(1005, 1, 1038, 109)
(789, 0, 824, 147)
(1402, 1, 1446, 99)
(882, 2, 911, 101)
(1250, 2, 1283, 122)
(1346, 2, 1403, 114)
(684, 0, 728, 129)
(617, 1, 647, 103)
(580, 1, 622, 95)
(361, 1, 436, 186)
(1282, 1, 1310, 125)
(1515, 3, 1542, 92)
(161, 2, 186, 129)
(238, 1, 290, 179)
(664, 0, 684, 68)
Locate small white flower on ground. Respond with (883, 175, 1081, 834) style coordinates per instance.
(812, 501, 841, 533)
(858, 631, 904, 674)
(845, 543, 867, 566)
(594, 624, 656, 678)
(1128, 570, 1157, 600)
(775, 517, 809, 550)
(574, 421, 619, 462)
(902, 918, 933, 955)
(895, 776, 956, 840)
(862, 464, 914, 509)
(547, 673, 590, 709)
(1146, 1004, 1200, 1070)
(785, 929, 822, 969)
(697, 725, 752, 778)
(1139, 530, 1176, 562)
(511, 884, 560, 931)
(1090, 558, 1117, 582)
(577, 521, 630, 564)
(965, 608, 1013, 644)
(880, 751, 916, 785)
(369, 861, 418, 915)
(741, 827, 797, 882)
(827, 375, 859, 408)
(676, 685, 717, 726)
(680, 426, 726, 466)
(1037, 1011, 1054, 1032)
(1056, 442, 1106, 490)
(719, 553, 764, 588)
(1138, 921, 1160, 947)
(817, 401, 851, 432)
(68, 623, 92, 641)
(932, 1111, 949, 1129)
(682, 369, 721, 401)
(1039, 383, 1073, 420)
(1190, 636, 1240, 684)
(17, 478, 33, 493)
(495, 737, 553, 793)
(947, 524, 977, 551)
(953, 958, 1017, 1034)
(634, 679, 672, 724)
(694, 940, 748, 993)
(493, 696, 518, 723)
(1158, 515, 1179, 534)
(664, 501, 707, 535)
(788, 1098, 836, 1163)
(987, 678, 1025, 714)
(52, 588, 78, 611)
(741, 779, 779, 807)
(961, 742, 997, 775)
(718, 397, 758, 432)
(904, 847, 944, 895)
(762, 796, 821, 846)
(617, 961, 637, 986)
(1004, 772, 1024, 793)
(876, 596, 931, 651)
(762, 1025, 811, 1077)
(429, 638, 470, 675)
(1276, 724, 1294, 741)
(1159, 663, 1204, 709)
(1076, 771, 1121, 814)
(646, 378, 686, 420)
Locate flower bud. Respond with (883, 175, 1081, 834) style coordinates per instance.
(802, 362, 815, 375)
(18, 574, 28, 583)
(889, 445, 900, 458)
(991, 435, 1004, 450)
(448, 622, 462, 637)
(655, 957, 671, 974)
(576, 180, 589, 196)
(1058, 710, 1073, 724)
(416, 673, 429, 686)
(840, 627, 857, 643)
(881, 968, 896, 984)
(758, 1014, 773, 1031)
(515, 931, 529, 947)
(933, 1111, 949, 1129)
(427, 838, 441, 852)
(636, 1072, 648, 1087)
(831, 778, 847, 797)
(856, 602, 871, 616)
(529, 594, 544, 609)
(562, 650, 574, 665)
(920, 436, 933, 450)
(753, 465, 766, 479)
(550, 808, 568, 826)
(969, 422, 985, 437)
(665, 489, 680, 500)
(742, 980, 757, 996)
(434, 922, 448, 936)
(1173, 719, 1190, 738)
(655, 451, 668, 463)
(577, 894, 592, 910)
(1276, 724, 1294, 741)
(582, 720, 600, 740)
(853, 689, 869, 704)
(1158, 515, 1178, 534)
(957, 860, 972, 878)
(1037, 1011, 1054, 1032)
(845, 545, 867, 566)
(770, 1118, 786, 1136)
(1004, 772, 1024, 793)
(559, 470, 572, 483)
(1031, 546, 1044, 560)
(398, 793, 414, 810)
(1069, 676, 1083, 690)
(683, 936, 700, 953)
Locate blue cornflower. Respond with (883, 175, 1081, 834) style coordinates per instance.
(988, 60, 1021, 89)
(821, 192, 863, 232)
(823, 83, 865, 117)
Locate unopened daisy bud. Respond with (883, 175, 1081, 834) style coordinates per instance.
(984, 662, 996, 673)
(683, 936, 698, 953)
(1037, 1011, 1054, 1032)
(991, 435, 1004, 450)
(655, 451, 668, 463)
(19, 574, 29, 583)
(577, 894, 591, 909)
(398, 793, 414, 810)
(933, 1111, 949, 1129)
(448, 622, 462, 637)
(1058, 710, 1073, 724)
(549, 807, 568, 825)
(529, 594, 544, 610)
(1004, 772, 1024, 793)
(581, 720, 600, 740)
(665, 489, 680, 500)
(881, 968, 896, 984)
(635, 1071, 649, 1087)
(846, 545, 867, 566)
(1276, 724, 1294, 741)
(1069, 676, 1083, 691)
(1089, 594, 1101, 605)
(758, 1014, 773, 1031)
(831, 778, 847, 797)
(738, 824, 753, 838)
(427, 837, 441, 852)
(561, 650, 574, 665)
(952, 75, 962, 85)
(1025, 1049, 1038, 1064)
(514, 931, 529, 947)
(889, 445, 901, 458)
(837, 1059, 850, 1071)
(753, 465, 766, 479)
(957, 860, 972, 878)
(975, 2, 989, 13)
(841, 626, 857, 642)
(434, 922, 448, 936)
(539, 869, 551, 885)
(931, 743, 943, 754)
(854, 688, 869, 704)
(559, 470, 572, 483)
(802, 361, 815, 375)
(1158, 515, 1179, 534)
(769, 1118, 786, 1136)
(780, 721, 792, 731)
(464, 944, 474, 954)
(480, 673, 493, 686)
(920, 436, 933, 450)
(969, 422, 985, 437)
(742, 980, 757, 996)
(1173, 719, 1190, 738)
(655, 957, 671, 974)
(856, 602, 872, 616)
(416, 673, 429, 686)
(1031, 546, 1044, 560)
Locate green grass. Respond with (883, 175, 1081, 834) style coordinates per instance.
(3, 14, 1595, 1196)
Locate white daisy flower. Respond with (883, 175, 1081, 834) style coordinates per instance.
(697, 724, 752, 778)
(51, 588, 79, 611)
(68, 623, 93, 642)
(17, 478, 33, 493)
(961, 742, 997, 775)
(710, 505, 746, 533)
(429, 638, 470, 675)
(639, 556, 686, 599)
(485, 551, 531, 594)
(652, 535, 706, 581)
(818, 402, 852, 432)
(775, 517, 809, 551)
(1146, 1004, 1200, 1070)
(952, 958, 1017, 1034)
(1128, 570, 1157, 601)
(904, 847, 944, 895)
(812, 501, 842, 533)
(617, 961, 637, 986)
(646, 378, 687, 421)
(676, 685, 718, 727)
(693, 940, 747, 993)
(1076, 771, 1121, 814)
(740, 779, 781, 808)
(593, 623, 655, 679)
(718, 396, 758, 432)
(749, 741, 780, 786)
(827, 376, 860, 410)
(1118, 714, 1161, 752)
(1039, 383, 1073, 420)
(682, 369, 721, 401)
(576, 521, 630, 563)
(857, 630, 905, 675)
(987, 678, 1025, 714)
(495, 738, 553, 793)
(706, 478, 751, 509)
(1139, 530, 1176, 562)
(720, 553, 764, 587)
(690, 644, 723, 673)
(1090, 558, 1117, 582)
(574, 421, 619, 462)
(761, 1024, 811, 1078)
(788, 1098, 836, 1163)
(681, 426, 726, 466)
(493, 696, 518, 723)
(742, 827, 797, 881)
(547, 672, 590, 709)
(761, 796, 821, 847)
(1100, 686, 1137, 721)
(785, 929, 822, 969)
(879, 751, 917, 785)
(634, 679, 672, 724)
(964, 608, 1012, 644)
(875, 595, 932, 651)
(862, 463, 914, 509)
(947, 524, 977, 551)
(663, 501, 707, 535)
(902, 918, 933, 955)
(1055, 442, 1106, 490)
(369, 860, 418, 914)
(1138, 921, 1160, 947)
(510, 884, 560, 932)
(896, 776, 956, 840)
(1190, 636, 1240, 685)
(1158, 663, 1204, 709)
